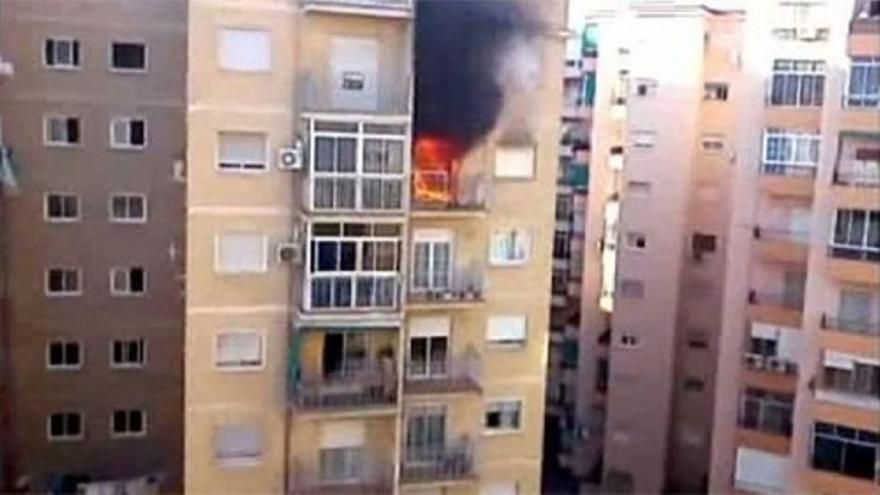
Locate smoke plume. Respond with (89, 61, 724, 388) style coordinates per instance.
(414, 0, 537, 154)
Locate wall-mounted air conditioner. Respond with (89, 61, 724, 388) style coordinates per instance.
(277, 241, 302, 264)
(278, 138, 304, 171)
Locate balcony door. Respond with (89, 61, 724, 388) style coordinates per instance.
(408, 317, 451, 380)
(406, 406, 446, 463)
(412, 229, 453, 292)
(323, 332, 368, 378)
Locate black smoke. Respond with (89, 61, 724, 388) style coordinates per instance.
(414, 0, 535, 153)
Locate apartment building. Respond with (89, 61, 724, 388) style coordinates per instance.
(543, 24, 593, 492)
(710, 0, 880, 493)
(0, 0, 185, 492)
(185, 1, 564, 494)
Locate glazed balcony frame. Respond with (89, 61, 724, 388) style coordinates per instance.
(291, 367, 398, 413)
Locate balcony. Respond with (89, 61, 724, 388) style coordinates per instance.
(306, 274, 400, 313)
(815, 373, 880, 411)
(826, 246, 880, 286)
(742, 353, 798, 393)
(400, 438, 475, 485)
(821, 314, 880, 337)
(737, 390, 794, 454)
(407, 268, 485, 311)
(404, 354, 481, 395)
(291, 368, 398, 414)
(758, 163, 816, 199)
(752, 226, 809, 265)
(298, 69, 410, 116)
(291, 461, 394, 495)
(410, 170, 490, 218)
(747, 290, 804, 328)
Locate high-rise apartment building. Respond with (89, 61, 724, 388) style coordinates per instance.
(566, 1, 879, 493)
(184, 1, 564, 494)
(0, 0, 186, 491)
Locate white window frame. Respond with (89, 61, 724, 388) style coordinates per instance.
(489, 228, 531, 266)
(45, 267, 82, 297)
(110, 409, 147, 438)
(45, 339, 83, 371)
(768, 59, 825, 107)
(216, 131, 269, 174)
(411, 229, 454, 293)
(109, 193, 148, 223)
(308, 119, 407, 212)
(761, 129, 821, 170)
(109, 338, 147, 369)
(43, 192, 81, 223)
(109, 40, 148, 73)
(42, 37, 80, 70)
(486, 315, 527, 348)
(218, 27, 271, 73)
(109, 266, 147, 296)
(46, 412, 84, 442)
(109, 117, 147, 150)
(483, 398, 524, 434)
(830, 208, 880, 255)
(214, 233, 269, 274)
(213, 330, 266, 372)
(43, 114, 82, 147)
(846, 56, 880, 108)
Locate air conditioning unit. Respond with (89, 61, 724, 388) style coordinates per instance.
(277, 241, 302, 264)
(278, 140, 304, 171)
(743, 353, 763, 370)
(767, 357, 789, 373)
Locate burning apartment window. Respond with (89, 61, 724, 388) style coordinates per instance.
(494, 145, 535, 179)
(490, 228, 530, 265)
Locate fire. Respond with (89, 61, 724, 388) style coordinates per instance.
(413, 135, 462, 205)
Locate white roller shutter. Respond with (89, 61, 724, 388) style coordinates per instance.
(320, 421, 365, 449)
(734, 447, 787, 493)
(410, 317, 451, 338)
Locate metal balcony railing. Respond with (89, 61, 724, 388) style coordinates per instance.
(404, 354, 481, 394)
(411, 170, 490, 212)
(291, 459, 394, 495)
(820, 313, 880, 335)
(400, 438, 474, 484)
(300, 0, 412, 11)
(834, 168, 880, 187)
(827, 245, 880, 263)
(308, 274, 400, 312)
(748, 289, 804, 311)
(816, 371, 880, 401)
(408, 267, 485, 306)
(738, 394, 794, 437)
(291, 368, 398, 412)
(742, 353, 798, 375)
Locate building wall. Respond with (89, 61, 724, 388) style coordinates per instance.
(0, 0, 185, 490)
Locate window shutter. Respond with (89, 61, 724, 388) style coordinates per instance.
(487, 316, 527, 343)
(218, 133, 266, 169)
(495, 146, 535, 178)
(219, 29, 270, 72)
(320, 421, 365, 448)
(215, 423, 261, 459)
(734, 447, 787, 491)
(216, 234, 266, 273)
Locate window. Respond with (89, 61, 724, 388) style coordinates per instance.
(703, 82, 729, 101)
(630, 130, 656, 149)
(485, 400, 522, 432)
(46, 340, 82, 370)
(110, 41, 147, 71)
(735, 447, 788, 493)
(619, 279, 644, 298)
(44, 115, 81, 146)
(555, 195, 572, 221)
(838, 290, 873, 328)
(44, 193, 80, 222)
(692, 233, 717, 256)
(110, 194, 147, 223)
(215, 331, 264, 370)
(495, 145, 535, 179)
(771, 2, 829, 41)
(408, 334, 449, 378)
(412, 230, 452, 292)
(769, 59, 825, 107)
(215, 423, 262, 465)
(47, 412, 84, 441)
(217, 132, 267, 172)
(215, 233, 267, 274)
(624, 232, 646, 250)
(44, 38, 80, 69)
(322, 332, 368, 376)
(330, 37, 378, 110)
(489, 228, 530, 265)
(821, 351, 880, 397)
(553, 232, 570, 259)
(619, 334, 639, 348)
(633, 78, 657, 97)
(219, 28, 270, 72)
(111, 409, 146, 437)
(46, 268, 81, 296)
(847, 57, 880, 107)
(831, 209, 880, 259)
(762, 129, 820, 175)
(739, 388, 794, 436)
(110, 118, 146, 149)
(405, 406, 446, 462)
(320, 447, 363, 481)
(487, 315, 527, 346)
(683, 377, 705, 392)
(812, 422, 879, 481)
(110, 266, 146, 296)
(701, 134, 724, 153)
(111, 339, 146, 368)
(687, 331, 709, 350)
(627, 180, 652, 195)
(481, 481, 519, 495)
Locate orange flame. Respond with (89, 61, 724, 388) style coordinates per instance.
(413, 135, 462, 205)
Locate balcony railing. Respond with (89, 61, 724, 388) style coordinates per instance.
(834, 168, 880, 187)
(291, 460, 394, 495)
(400, 437, 474, 484)
(752, 226, 809, 243)
(748, 289, 804, 311)
(408, 268, 485, 307)
(301, 0, 412, 8)
(828, 245, 880, 263)
(404, 354, 481, 394)
(308, 274, 399, 312)
(291, 368, 398, 412)
(760, 163, 818, 178)
(739, 394, 794, 437)
(742, 353, 798, 375)
(411, 170, 489, 213)
(820, 313, 880, 335)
